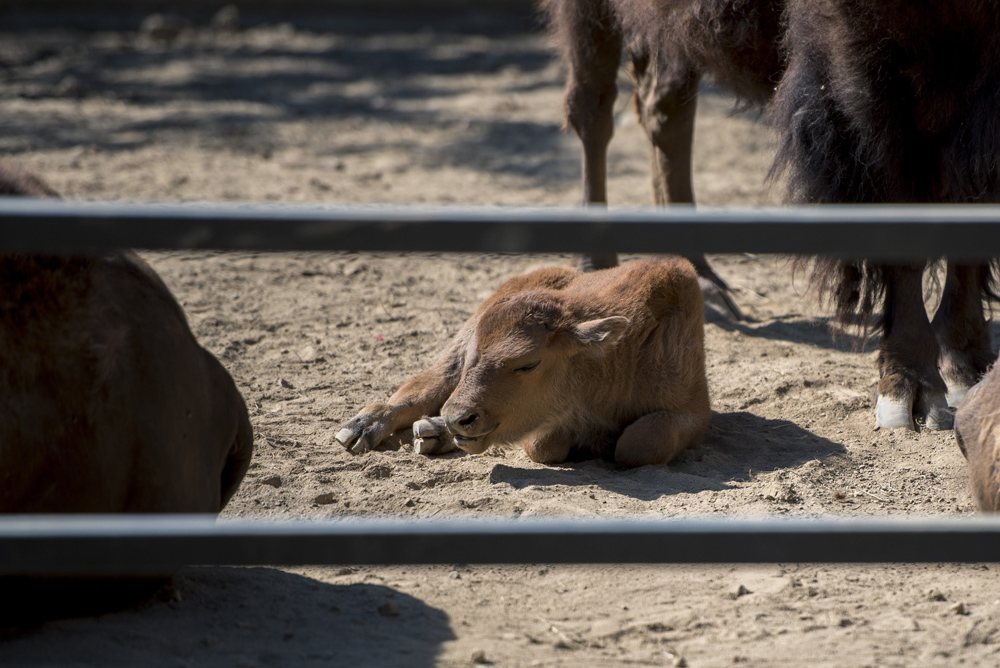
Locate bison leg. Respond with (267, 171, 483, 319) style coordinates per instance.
(548, 0, 622, 272)
(931, 262, 995, 407)
(614, 410, 708, 468)
(335, 325, 470, 454)
(633, 50, 744, 320)
(876, 265, 953, 430)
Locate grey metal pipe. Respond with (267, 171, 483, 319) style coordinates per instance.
(0, 516, 997, 575)
(3, 200, 1000, 260)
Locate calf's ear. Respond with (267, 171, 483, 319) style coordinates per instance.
(569, 316, 629, 348)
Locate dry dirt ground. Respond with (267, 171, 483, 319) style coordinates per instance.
(1, 7, 999, 667)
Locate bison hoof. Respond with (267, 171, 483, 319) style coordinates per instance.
(412, 417, 457, 456)
(875, 393, 954, 431)
(945, 385, 972, 408)
(875, 395, 915, 430)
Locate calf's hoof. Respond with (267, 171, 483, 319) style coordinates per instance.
(412, 417, 457, 456)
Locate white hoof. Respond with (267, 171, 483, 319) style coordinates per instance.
(945, 385, 971, 409)
(875, 395, 915, 431)
(919, 392, 955, 431)
(412, 417, 457, 456)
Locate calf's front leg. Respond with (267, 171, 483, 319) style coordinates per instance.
(335, 324, 470, 454)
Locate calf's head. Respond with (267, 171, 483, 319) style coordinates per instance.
(441, 292, 628, 454)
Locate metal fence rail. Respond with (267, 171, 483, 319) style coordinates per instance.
(5, 199, 1000, 259)
(2, 199, 999, 572)
(2, 516, 1000, 575)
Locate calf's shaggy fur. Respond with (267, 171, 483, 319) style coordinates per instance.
(337, 257, 709, 467)
(955, 367, 1000, 511)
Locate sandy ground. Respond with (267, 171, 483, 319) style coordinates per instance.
(1, 8, 998, 667)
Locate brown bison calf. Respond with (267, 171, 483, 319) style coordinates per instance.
(336, 257, 710, 467)
(0, 160, 253, 513)
(954, 368, 1000, 511)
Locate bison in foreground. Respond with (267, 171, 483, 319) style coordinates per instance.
(0, 159, 253, 622)
(954, 368, 1000, 511)
(336, 257, 709, 467)
(0, 161, 253, 513)
(0, 252, 254, 513)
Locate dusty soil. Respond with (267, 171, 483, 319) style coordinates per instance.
(1, 8, 998, 667)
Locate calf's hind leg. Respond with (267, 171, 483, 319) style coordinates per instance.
(614, 410, 709, 468)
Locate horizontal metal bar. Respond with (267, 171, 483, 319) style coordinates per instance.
(4, 200, 1000, 259)
(2, 516, 999, 575)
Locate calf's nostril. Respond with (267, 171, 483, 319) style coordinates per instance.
(457, 411, 479, 428)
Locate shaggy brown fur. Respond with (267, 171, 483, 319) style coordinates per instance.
(542, 0, 785, 317)
(772, 1, 1000, 429)
(336, 257, 709, 467)
(955, 366, 1000, 511)
(0, 161, 253, 512)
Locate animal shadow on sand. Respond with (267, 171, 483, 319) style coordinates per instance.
(0, 567, 454, 668)
(488, 412, 846, 502)
(705, 310, 878, 354)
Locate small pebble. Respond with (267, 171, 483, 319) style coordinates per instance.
(949, 602, 969, 616)
(927, 588, 947, 602)
(471, 649, 489, 664)
(733, 584, 751, 599)
(261, 475, 281, 488)
(450, 571, 461, 579)
(314, 492, 336, 505)
(279, 378, 294, 389)
(378, 601, 399, 617)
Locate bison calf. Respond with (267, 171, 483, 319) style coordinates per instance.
(336, 257, 709, 467)
(954, 367, 1000, 511)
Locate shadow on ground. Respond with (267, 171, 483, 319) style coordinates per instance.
(487, 412, 846, 501)
(0, 567, 454, 668)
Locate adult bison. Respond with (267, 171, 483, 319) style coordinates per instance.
(0, 160, 253, 513)
(546, 0, 999, 431)
(771, 1, 1000, 430)
(541, 0, 786, 318)
(336, 257, 709, 467)
(955, 367, 1000, 511)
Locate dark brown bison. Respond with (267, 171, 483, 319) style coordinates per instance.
(336, 257, 709, 467)
(542, 0, 785, 318)
(955, 367, 1000, 511)
(0, 160, 253, 513)
(0, 159, 253, 622)
(771, 1, 1000, 430)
